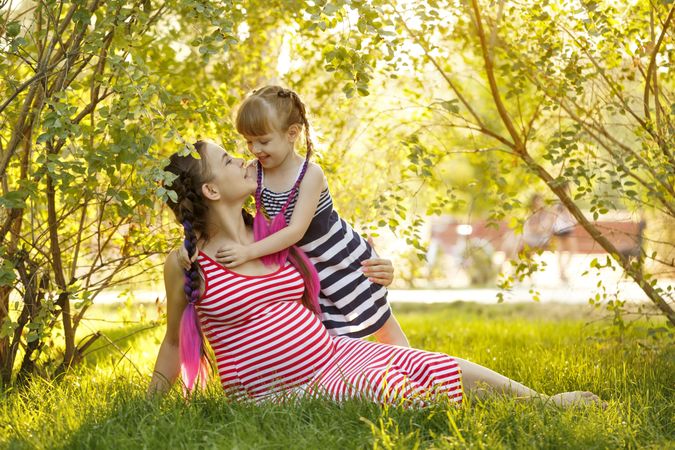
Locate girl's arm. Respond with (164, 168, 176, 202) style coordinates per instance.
(147, 250, 187, 398)
(216, 163, 325, 267)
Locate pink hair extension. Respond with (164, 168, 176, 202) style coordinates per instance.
(253, 210, 290, 266)
(179, 221, 209, 392)
(179, 302, 208, 392)
(254, 160, 320, 315)
(288, 246, 321, 314)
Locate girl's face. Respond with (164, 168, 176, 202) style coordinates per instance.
(202, 142, 257, 200)
(243, 126, 298, 169)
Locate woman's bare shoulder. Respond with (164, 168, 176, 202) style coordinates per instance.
(164, 249, 184, 278)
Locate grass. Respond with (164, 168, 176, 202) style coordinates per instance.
(1, 302, 673, 449)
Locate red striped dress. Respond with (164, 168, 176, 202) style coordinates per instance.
(197, 251, 463, 406)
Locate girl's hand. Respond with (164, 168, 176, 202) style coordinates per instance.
(177, 244, 198, 270)
(215, 243, 253, 268)
(361, 258, 395, 286)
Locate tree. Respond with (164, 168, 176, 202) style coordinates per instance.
(297, 0, 673, 323)
(392, 0, 674, 322)
(0, 0, 251, 385)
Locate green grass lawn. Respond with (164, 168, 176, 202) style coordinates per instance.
(1, 302, 673, 449)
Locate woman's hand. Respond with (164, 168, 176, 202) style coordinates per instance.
(215, 243, 253, 268)
(148, 250, 187, 399)
(361, 258, 395, 286)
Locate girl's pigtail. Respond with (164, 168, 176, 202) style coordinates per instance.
(287, 93, 321, 314)
(289, 91, 314, 162)
(179, 219, 208, 392)
(253, 161, 290, 266)
(249, 88, 321, 306)
(252, 160, 268, 242)
(288, 246, 321, 315)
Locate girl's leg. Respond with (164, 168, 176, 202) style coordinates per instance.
(454, 357, 603, 407)
(373, 314, 410, 347)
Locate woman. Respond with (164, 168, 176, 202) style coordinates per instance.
(148, 140, 602, 408)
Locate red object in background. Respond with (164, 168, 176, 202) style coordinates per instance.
(431, 218, 645, 256)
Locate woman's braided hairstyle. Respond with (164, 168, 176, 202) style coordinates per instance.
(163, 140, 304, 391)
(164, 140, 214, 392)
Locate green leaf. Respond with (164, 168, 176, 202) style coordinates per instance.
(439, 99, 460, 113)
(0, 191, 26, 209)
(323, 3, 340, 15)
(36, 133, 52, 144)
(6, 21, 21, 37)
(0, 318, 18, 339)
(0, 260, 17, 287)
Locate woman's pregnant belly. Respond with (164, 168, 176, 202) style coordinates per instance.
(205, 302, 336, 398)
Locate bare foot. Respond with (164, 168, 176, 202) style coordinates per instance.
(549, 391, 606, 409)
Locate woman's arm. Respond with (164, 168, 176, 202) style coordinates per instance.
(361, 258, 394, 286)
(147, 250, 187, 398)
(216, 164, 325, 267)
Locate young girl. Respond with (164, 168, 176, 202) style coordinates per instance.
(179, 86, 409, 346)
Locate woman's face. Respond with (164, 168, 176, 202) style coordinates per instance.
(202, 142, 257, 200)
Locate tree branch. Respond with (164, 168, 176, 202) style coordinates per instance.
(469, 0, 523, 151)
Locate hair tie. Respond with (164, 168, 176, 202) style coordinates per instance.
(277, 89, 291, 98)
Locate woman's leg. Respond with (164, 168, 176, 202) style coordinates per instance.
(373, 314, 410, 347)
(454, 357, 604, 407)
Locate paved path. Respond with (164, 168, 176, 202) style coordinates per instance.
(94, 279, 671, 305)
(93, 252, 672, 305)
(387, 282, 660, 304)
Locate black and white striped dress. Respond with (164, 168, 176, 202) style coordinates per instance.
(260, 169, 391, 338)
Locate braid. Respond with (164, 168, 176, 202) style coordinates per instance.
(254, 160, 264, 214)
(181, 219, 200, 304)
(278, 90, 314, 211)
(164, 142, 212, 392)
(288, 90, 314, 161)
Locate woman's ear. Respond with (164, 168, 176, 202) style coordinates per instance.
(201, 182, 220, 201)
(286, 123, 302, 143)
